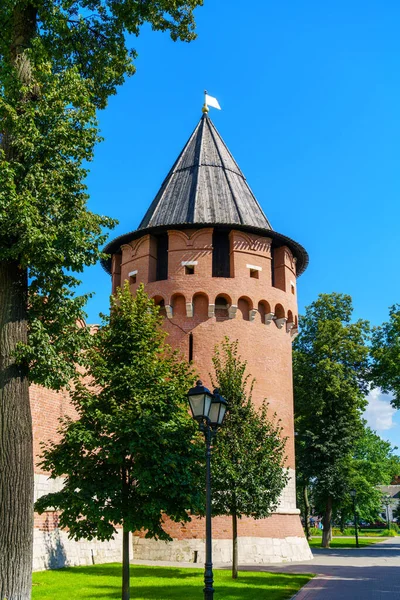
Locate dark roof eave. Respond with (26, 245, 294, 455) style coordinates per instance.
(101, 223, 309, 277)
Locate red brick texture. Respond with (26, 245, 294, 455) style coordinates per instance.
(116, 226, 305, 541)
(134, 513, 303, 541)
(31, 226, 304, 544)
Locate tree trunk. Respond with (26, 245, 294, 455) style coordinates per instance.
(340, 512, 345, 534)
(122, 526, 130, 600)
(0, 261, 33, 600)
(232, 512, 238, 579)
(322, 496, 333, 548)
(0, 5, 38, 598)
(303, 485, 311, 540)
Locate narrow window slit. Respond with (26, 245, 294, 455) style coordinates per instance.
(189, 332, 193, 362)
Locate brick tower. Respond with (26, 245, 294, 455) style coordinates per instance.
(103, 112, 312, 564)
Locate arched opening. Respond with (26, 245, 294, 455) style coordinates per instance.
(215, 294, 230, 321)
(287, 310, 294, 324)
(238, 296, 252, 321)
(193, 293, 209, 320)
(212, 229, 231, 278)
(155, 233, 169, 281)
(274, 304, 285, 319)
(153, 295, 166, 318)
(295, 315, 298, 328)
(258, 300, 271, 324)
(171, 293, 186, 318)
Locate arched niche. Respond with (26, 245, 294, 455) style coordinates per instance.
(258, 300, 271, 324)
(171, 293, 186, 318)
(215, 294, 231, 321)
(238, 296, 253, 321)
(274, 303, 285, 319)
(193, 292, 209, 320)
(153, 295, 166, 318)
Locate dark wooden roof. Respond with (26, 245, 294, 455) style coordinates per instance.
(102, 114, 309, 275)
(139, 114, 272, 230)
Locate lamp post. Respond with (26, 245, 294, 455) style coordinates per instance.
(382, 494, 392, 531)
(188, 380, 228, 600)
(350, 489, 359, 548)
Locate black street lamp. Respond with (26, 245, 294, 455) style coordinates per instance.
(350, 489, 359, 548)
(188, 380, 228, 600)
(382, 494, 392, 531)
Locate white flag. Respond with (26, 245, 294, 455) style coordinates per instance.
(205, 94, 221, 110)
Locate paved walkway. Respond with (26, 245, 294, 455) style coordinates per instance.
(132, 538, 400, 598)
(250, 538, 400, 599)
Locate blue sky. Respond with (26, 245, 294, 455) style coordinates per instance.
(80, 1, 400, 447)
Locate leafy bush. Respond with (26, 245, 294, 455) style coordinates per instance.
(381, 529, 397, 537)
(390, 522, 399, 533)
(333, 528, 354, 536)
(309, 527, 322, 536)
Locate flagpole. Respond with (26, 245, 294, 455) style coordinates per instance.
(202, 90, 209, 114)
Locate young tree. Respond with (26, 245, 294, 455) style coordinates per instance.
(211, 338, 288, 579)
(348, 427, 400, 522)
(0, 2, 202, 597)
(370, 305, 400, 408)
(35, 284, 204, 600)
(293, 293, 370, 547)
(323, 426, 400, 530)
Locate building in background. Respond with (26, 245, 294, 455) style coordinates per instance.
(379, 481, 400, 523)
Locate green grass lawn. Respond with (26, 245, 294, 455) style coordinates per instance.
(309, 537, 386, 549)
(32, 564, 313, 600)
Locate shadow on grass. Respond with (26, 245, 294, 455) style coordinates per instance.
(58, 564, 200, 579)
(75, 577, 311, 600)
(34, 566, 311, 600)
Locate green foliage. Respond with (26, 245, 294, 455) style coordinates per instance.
(340, 426, 400, 523)
(35, 284, 204, 541)
(381, 529, 397, 537)
(211, 338, 288, 519)
(309, 527, 322, 536)
(293, 293, 370, 529)
(0, 0, 202, 388)
(370, 305, 400, 408)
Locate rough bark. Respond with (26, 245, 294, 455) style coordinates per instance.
(340, 513, 345, 534)
(322, 495, 333, 548)
(0, 261, 33, 600)
(0, 5, 37, 598)
(232, 511, 238, 579)
(303, 485, 311, 540)
(122, 527, 130, 600)
(121, 465, 130, 600)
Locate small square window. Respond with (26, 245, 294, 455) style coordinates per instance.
(129, 270, 138, 284)
(250, 269, 259, 279)
(185, 265, 195, 275)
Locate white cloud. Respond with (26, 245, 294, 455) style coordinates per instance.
(364, 388, 396, 432)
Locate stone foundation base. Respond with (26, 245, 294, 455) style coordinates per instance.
(33, 528, 123, 571)
(132, 535, 312, 565)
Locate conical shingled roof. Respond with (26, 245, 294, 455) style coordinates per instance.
(102, 114, 309, 275)
(138, 114, 272, 231)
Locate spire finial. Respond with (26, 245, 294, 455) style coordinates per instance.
(202, 89, 209, 114)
